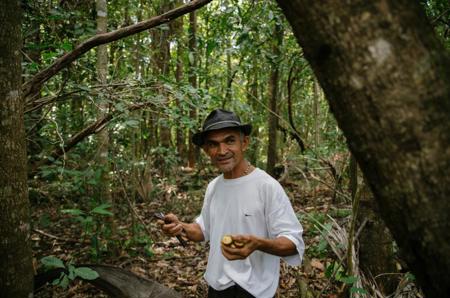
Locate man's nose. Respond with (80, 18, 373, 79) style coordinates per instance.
(217, 142, 228, 154)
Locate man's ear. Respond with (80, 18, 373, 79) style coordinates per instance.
(242, 136, 250, 151)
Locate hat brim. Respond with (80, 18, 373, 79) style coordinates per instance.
(192, 123, 252, 146)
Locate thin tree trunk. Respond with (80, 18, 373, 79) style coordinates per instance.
(247, 69, 259, 165)
(0, 1, 34, 296)
(187, 11, 198, 168)
(174, 8, 186, 161)
(266, 24, 283, 176)
(313, 77, 321, 151)
(96, 0, 111, 203)
(152, 2, 173, 148)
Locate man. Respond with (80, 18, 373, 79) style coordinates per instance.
(160, 109, 304, 298)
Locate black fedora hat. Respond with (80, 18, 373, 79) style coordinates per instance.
(192, 109, 252, 146)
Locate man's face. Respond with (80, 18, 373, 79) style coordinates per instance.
(202, 128, 249, 175)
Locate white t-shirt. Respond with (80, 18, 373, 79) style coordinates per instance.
(195, 168, 304, 298)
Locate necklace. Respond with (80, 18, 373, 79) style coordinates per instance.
(243, 161, 253, 176)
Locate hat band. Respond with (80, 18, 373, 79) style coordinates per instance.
(204, 120, 241, 131)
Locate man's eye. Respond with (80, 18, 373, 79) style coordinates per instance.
(226, 139, 235, 144)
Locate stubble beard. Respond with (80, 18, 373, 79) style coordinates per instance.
(214, 155, 237, 174)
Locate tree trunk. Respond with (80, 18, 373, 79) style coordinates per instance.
(266, 23, 283, 176)
(313, 77, 321, 151)
(358, 178, 397, 295)
(247, 69, 259, 166)
(173, 1, 186, 162)
(187, 11, 198, 168)
(96, 0, 111, 203)
(0, 1, 34, 296)
(276, 1, 450, 296)
(153, 2, 173, 149)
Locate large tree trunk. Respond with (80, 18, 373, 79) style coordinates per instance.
(0, 1, 34, 297)
(276, 1, 450, 296)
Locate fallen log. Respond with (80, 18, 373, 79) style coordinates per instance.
(34, 264, 182, 298)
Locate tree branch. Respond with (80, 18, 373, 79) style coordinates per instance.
(22, 0, 212, 102)
(30, 101, 154, 172)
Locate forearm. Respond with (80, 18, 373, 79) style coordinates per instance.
(181, 222, 205, 242)
(255, 236, 298, 257)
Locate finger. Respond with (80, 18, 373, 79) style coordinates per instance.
(162, 222, 178, 234)
(221, 245, 237, 260)
(164, 213, 178, 223)
(232, 235, 249, 243)
(167, 223, 183, 235)
(222, 244, 244, 259)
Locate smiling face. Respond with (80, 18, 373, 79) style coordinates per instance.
(202, 128, 249, 179)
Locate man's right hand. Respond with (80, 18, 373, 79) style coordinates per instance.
(159, 213, 184, 237)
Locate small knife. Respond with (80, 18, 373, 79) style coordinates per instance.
(153, 212, 187, 247)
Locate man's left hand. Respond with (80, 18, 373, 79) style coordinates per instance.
(221, 235, 259, 260)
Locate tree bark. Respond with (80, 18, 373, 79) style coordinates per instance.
(96, 0, 111, 203)
(313, 77, 321, 151)
(152, 1, 174, 150)
(0, 1, 34, 296)
(174, 8, 186, 161)
(187, 11, 199, 168)
(266, 23, 283, 176)
(276, 1, 450, 296)
(287, 64, 306, 152)
(358, 178, 397, 295)
(247, 68, 260, 166)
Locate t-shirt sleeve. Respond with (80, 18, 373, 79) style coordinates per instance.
(266, 185, 305, 266)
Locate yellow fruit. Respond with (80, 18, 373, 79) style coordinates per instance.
(221, 235, 233, 246)
(234, 241, 245, 248)
(222, 235, 245, 248)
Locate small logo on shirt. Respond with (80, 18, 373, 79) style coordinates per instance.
(244, 213, 252, 217)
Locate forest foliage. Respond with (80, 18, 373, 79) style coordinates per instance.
(16, 0, 450, 297)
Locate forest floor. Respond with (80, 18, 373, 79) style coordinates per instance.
(30, 161, 399, 298)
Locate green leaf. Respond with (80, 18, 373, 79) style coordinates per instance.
(91, 203, 113, 216)
(59, 275, 70, 289)
(68, 264, 76, 280)
(124, 119, 140, 128)
(188, 52, 195, 65)
(405, 272, 416, 281)
(61, 41, 73, 52)
(41, 256, 65, 269)
(236, 32, 249, 45)
(206, 40, 217, 55)
(350, 287, 367, 294)
(340, 275, 358, 284)
(74, 267, 99, 280)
